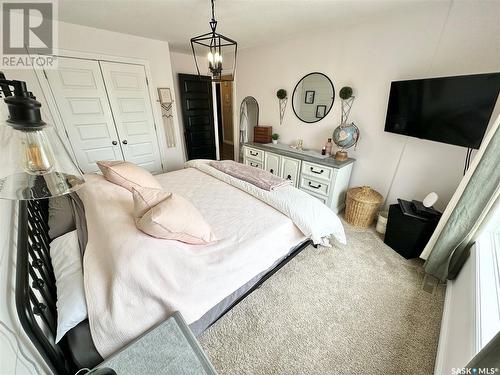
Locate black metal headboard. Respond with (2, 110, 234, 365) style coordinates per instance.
(16, 200, 76, 375)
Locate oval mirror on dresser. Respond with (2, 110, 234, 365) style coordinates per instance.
(292, 72, 335, 123)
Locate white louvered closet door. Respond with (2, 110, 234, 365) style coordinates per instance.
(44, 57, 124, 173)
(100, 62, 162, 173)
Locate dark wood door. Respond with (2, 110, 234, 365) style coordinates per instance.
(178, 74, 216, 160)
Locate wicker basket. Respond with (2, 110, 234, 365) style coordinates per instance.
(345, 186, 383, 227)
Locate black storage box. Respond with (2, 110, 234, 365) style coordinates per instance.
(384, 201, 441, 259)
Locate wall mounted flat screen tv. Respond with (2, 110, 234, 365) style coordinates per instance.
(384, 73, 500, 149)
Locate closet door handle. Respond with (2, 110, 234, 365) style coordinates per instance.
(112, 141, 117, 145)
(270, 168, 274, 174)
(287, 175, 292, 180)
(308, 181, 322, 189)
(122, 140, 128, 145)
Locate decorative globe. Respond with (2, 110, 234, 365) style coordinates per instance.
(332, 122, 360, 150)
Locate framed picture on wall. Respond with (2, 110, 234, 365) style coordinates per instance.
(305, 90, 315, 104)
(316, 105, 327, 118)
(157, 87, 172, 104)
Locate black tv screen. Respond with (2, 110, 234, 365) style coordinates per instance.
(384, 73, 500, 149)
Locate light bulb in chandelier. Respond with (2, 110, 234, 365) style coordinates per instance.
(215, 52, 222, 67)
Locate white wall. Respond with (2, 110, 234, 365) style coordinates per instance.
(6, 19, 186, 172)
(434, 249, 476, 374)
(234, 1, 500, 211)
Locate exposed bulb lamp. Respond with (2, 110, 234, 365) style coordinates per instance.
(0, 72, 84, 200)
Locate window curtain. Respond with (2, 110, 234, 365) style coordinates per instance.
(423, 115, 500, 281)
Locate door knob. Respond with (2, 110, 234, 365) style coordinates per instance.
(112, 141, 117, 145)
(122, 140, 128, 145)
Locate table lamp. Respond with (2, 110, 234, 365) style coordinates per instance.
(0, 72, 84, 200)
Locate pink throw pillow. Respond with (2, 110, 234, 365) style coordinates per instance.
(132, 187, 217, 245)
(132, 187, 171, 218)
(97, 161, 161, 192)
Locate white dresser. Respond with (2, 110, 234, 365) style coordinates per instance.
(242, 143, 354, 213)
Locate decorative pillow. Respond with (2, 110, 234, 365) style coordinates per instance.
(48, 195, 76, 239)
(132, 187, 172, 218)
(132, 187, 217, 245)
(49, 230, 88, 343)
(96, 160, 161, 192)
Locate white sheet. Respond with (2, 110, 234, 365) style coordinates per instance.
(80, 168, 305, 357)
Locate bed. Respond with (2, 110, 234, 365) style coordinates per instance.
(16, 162, 345, 375)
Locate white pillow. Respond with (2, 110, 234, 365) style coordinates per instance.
(49, 230, 88, 343)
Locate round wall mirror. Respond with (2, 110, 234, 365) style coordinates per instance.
(292, 72, 335, 123)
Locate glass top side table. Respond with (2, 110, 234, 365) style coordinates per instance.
(92, 312, 217, 375)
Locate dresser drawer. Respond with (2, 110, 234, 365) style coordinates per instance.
(300, 188, 328, 204)
(245, 159, 263, 169)
(301, 161, 334, 182)
(280, 156, 301, 187)
(299, 176, 330, 197)
(244, 146, 264, 162)
(264, 152, 281, 175)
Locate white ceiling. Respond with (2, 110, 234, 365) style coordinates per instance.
(57, 0, 441, 53)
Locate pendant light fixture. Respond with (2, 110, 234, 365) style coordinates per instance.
(191, 0, 237, 82)
(0, 72, 84, 200)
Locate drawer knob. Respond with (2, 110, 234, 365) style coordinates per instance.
(250, 162, 258, 167)
(270, 169, 274, 174)
(310, 167, 324, 174)
(308, 181, 322, 189)
(250, 151, 258, 156)
(287, 175, 292, 180)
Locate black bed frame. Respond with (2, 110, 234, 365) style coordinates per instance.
(16, 199, 312, 375)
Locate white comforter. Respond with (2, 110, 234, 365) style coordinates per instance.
(80, 165, 345, 358)
(187, 159, 346, 246)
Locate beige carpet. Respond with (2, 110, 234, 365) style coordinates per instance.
(198, 223, 445, 375)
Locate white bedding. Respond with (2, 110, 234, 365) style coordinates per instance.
(80, 168, 306, 357)
(187, 159, 346, 246)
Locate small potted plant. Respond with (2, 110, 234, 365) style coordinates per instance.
(272, 133, 279, 144)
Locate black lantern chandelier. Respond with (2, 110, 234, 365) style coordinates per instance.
(191, 0, 237, 82)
